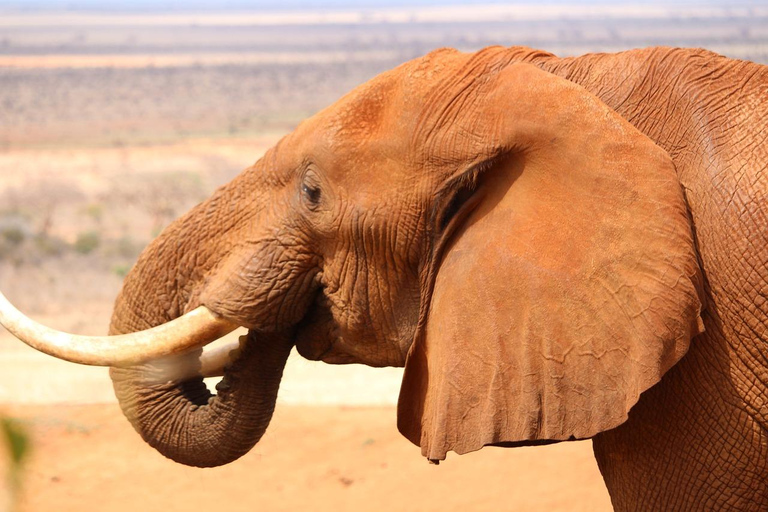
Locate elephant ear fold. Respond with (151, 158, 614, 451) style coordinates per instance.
(397, 63, 705, 462)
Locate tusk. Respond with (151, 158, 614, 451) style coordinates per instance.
(0, 290, 239, 366)
(142, 337, 244, 384)
(200, 340, 243, 378)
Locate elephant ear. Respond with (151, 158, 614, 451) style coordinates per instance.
(397, 61, 705, 462)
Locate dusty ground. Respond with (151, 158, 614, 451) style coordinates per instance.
(1, 404, 612, 512)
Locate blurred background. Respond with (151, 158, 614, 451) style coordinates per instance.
(0, 1, 765, 511)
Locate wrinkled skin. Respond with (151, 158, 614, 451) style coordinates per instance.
(108, 47, 767, 510)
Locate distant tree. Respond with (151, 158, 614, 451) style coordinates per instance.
(1, 179, 85, 238)
(105, 171, 208, 237)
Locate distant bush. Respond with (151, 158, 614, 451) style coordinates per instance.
(113, 236, 143, 259)
(33, 235, 67, 258)
(0, 213, 30, 238)
(0, 214, 33, 260)
(111, 263, 132, 278)
(82, 203, 104, 223)
(0, 227, 25, 246)
(73, 231, 101, 254)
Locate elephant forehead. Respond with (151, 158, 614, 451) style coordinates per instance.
(307, 50, 478, 154)
(322, 73, 407, 148)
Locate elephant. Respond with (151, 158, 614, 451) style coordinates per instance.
(1, 45, 766, 511)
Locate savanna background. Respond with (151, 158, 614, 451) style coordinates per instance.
(0, 1, 766, 510)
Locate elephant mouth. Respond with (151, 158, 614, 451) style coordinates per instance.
(292, 287, 394, 365)
(292, 291, 350, 363)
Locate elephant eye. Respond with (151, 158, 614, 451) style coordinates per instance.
(302, 182, 321, 203)
(301, 171, 322, 209)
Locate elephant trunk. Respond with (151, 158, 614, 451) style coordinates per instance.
(110, 330, 292, 468)
(106, 159, 300, 467)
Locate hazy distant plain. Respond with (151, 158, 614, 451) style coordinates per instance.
(1, 4, 766, 148)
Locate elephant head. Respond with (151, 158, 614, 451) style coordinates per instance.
(1, 47, 704, 467)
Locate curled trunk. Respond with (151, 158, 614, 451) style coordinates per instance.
(111, 331, 292, 468)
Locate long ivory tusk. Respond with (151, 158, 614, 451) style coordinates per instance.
(0, 290, 239, 366)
